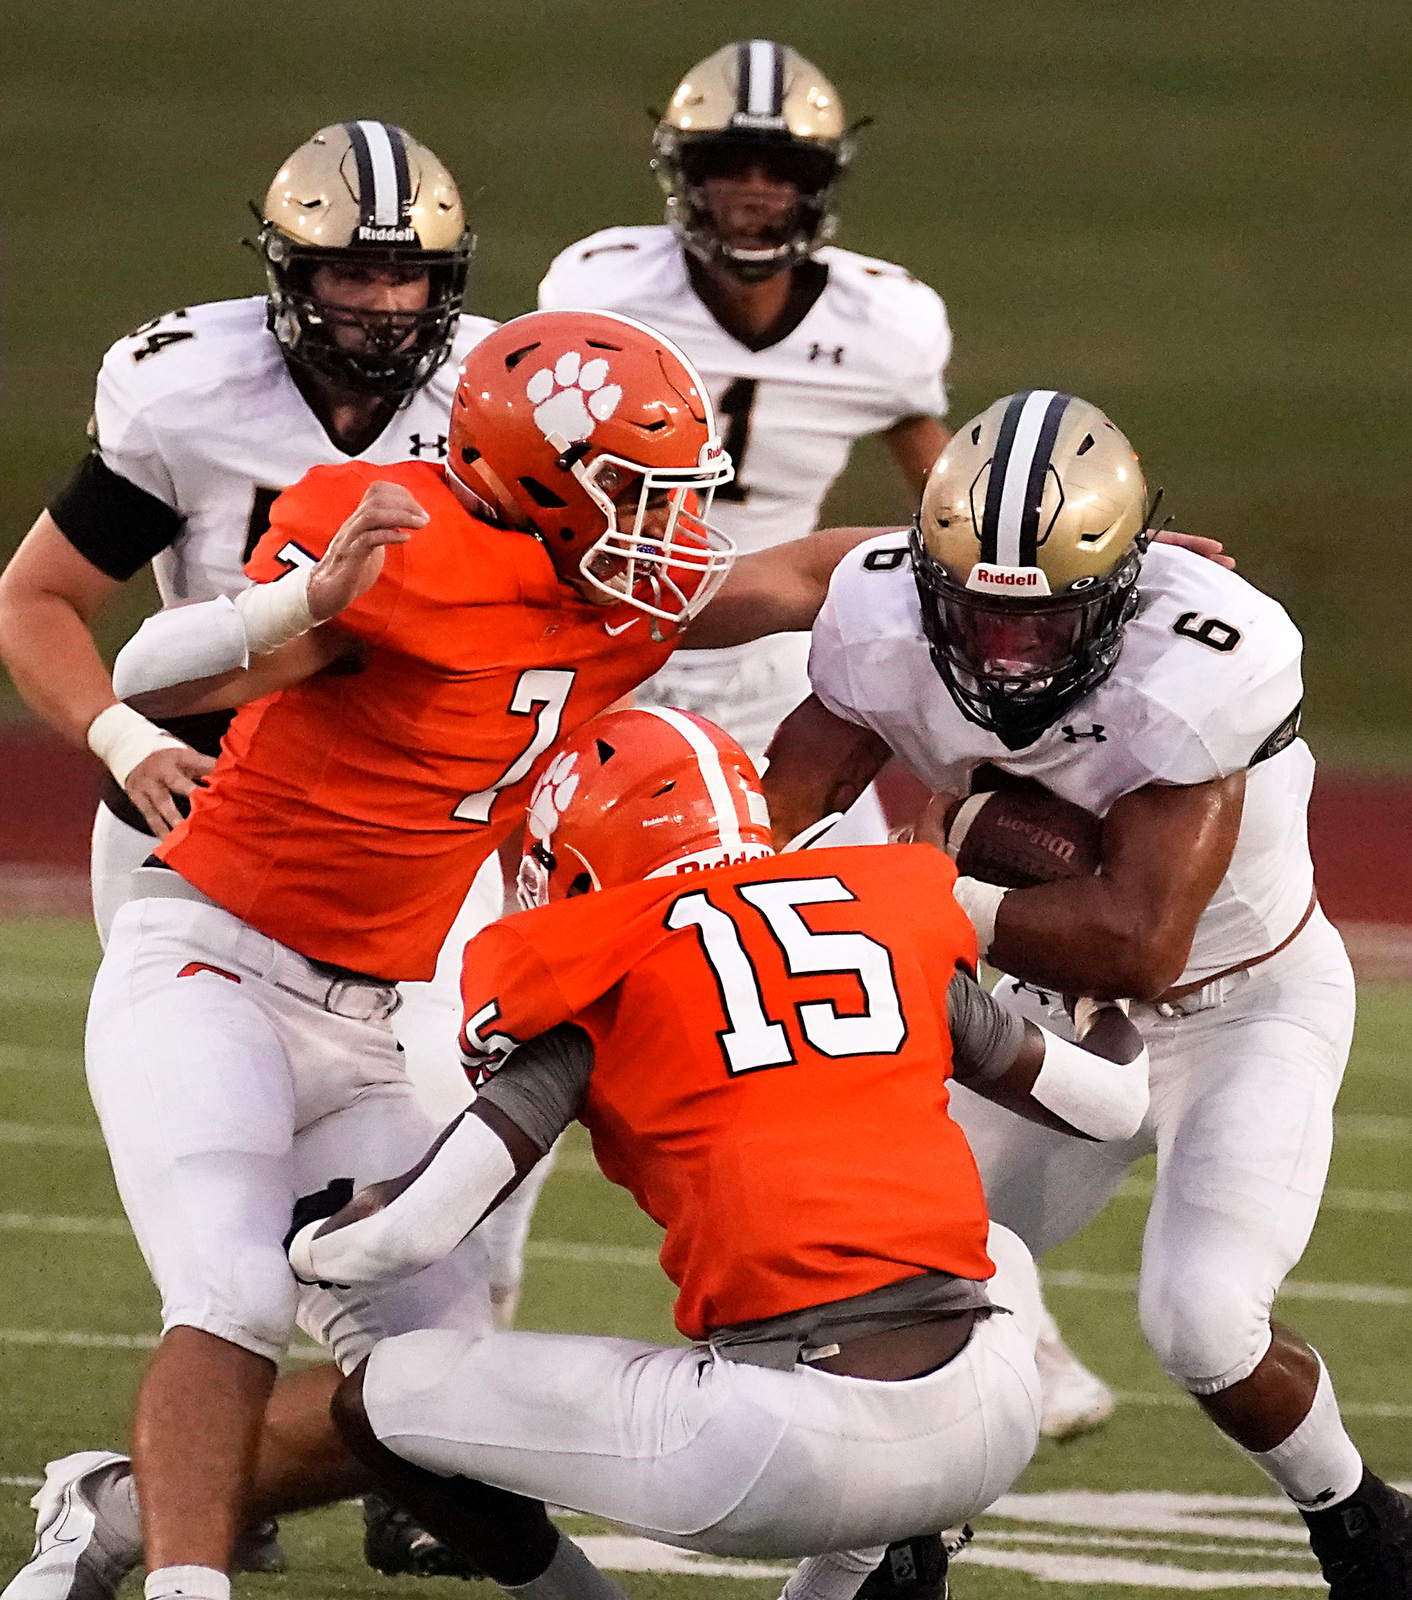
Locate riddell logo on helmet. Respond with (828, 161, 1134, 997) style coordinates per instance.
(966, 562, 1053, 597)
(356, 224, 418, 243)
(648, 843, 774, 878)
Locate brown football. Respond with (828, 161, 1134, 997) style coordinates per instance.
(944, 780, 1102, 889)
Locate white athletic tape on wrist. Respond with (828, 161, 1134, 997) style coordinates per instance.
(1031, 1026, 1150, 1142)
(289, 1114, 517, 1287)
(952, 874, 1007, 958)
(112, 596, 249, 699)
(85, 703, 187, 789)
(945, 792, 994, 859)
(233, 568, 313, 654)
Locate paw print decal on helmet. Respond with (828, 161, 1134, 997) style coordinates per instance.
(525, 352, 623, 444)
(527, 750, 580, 844)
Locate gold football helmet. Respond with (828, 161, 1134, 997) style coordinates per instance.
(256, 121, 472, 397)
(910, 391, 1150, 749)
(651, 41, 854, 280)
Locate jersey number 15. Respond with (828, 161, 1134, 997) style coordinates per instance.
(666, 876, 907, 1074)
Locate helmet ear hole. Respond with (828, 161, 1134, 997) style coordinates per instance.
(567, 872, 594, 898)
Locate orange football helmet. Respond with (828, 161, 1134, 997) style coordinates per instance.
(447, 310, 735, 637)
(516, 707, 774, 908)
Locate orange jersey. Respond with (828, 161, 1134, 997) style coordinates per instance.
(460, 845, 990, 1339)
(159, 461, 672, 979)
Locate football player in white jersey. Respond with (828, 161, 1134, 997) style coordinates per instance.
(538, 40, 951, 767)
(0, 121, 502, 1581)
(538, 38, 1119, 1451)
(762, 391, 1412, 1597)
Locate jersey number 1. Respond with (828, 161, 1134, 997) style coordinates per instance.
(453, 668, 577, 824)
(666, 876, 907, 1074)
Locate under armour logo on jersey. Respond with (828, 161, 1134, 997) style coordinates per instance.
(526, 351, 622, 443)
(407, 433, 447, 458)
(1013, 981, 1055, 1007)
(1061, 724, 1107, 743)
(808, 343, 845, 364)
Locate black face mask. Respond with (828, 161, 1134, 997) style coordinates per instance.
(911, 521, 1143, 750)
(260, 234, 471, 401)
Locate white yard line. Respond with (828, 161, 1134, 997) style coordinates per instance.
(0, 1122, 104, 1147)
(1045, 1268, 1412, 1307)
(0, 1326, 325, 1361)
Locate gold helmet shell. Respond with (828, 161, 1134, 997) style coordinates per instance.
(919, 391, 1147, 596)
(911, 391, 1151, 749)
(652, 41, 855, 280)
(659, 40, 847, 142)
(262, 121, 467, 253)
(256, 121, 472, 398)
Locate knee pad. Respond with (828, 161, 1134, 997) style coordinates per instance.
(1138, 1262, 1272, 1394)
(163, 1241, 299, 1362)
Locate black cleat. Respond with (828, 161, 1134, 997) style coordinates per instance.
(233, 1519, 287, 1575)
(362, 1492, 485, 1580)
(1300, 1470, 1412, 1598)
(856, 1534, 952, 1600)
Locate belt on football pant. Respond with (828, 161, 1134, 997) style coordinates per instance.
(132, 862, 401, 1022)
(1155, 889, 1319, 1008)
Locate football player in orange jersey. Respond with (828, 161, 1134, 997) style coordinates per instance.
(58, 309, 865, 1600)
(278, 706, 1151, 1599)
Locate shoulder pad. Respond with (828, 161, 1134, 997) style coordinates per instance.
(538, 227, 677, 310)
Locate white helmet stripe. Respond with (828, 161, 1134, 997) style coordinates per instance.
(356, 120, 402, 227)
(993, 389, 1061, 566)
(638, 707, 742, 849)
(746, 40, 781, 115)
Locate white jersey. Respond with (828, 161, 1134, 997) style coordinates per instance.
(91, 295, 496, 604)
(538, 225, 950, 556)
(539, 224, 950, 762)
(810, 538, 1313, 983)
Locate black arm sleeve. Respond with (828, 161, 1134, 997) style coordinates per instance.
(474, 1023, 594, 1154)
(947, 970, 1027, 1085)
(48, 453, 183, 581)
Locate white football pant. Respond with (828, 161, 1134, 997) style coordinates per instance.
(89, 806, 548, 1322)
(949, 910, 1356, 1394)
(87, 894, 494, 1367)
(363, 1224, 1042, 1559)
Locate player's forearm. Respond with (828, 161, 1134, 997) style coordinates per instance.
(0, 588, 120, 745)
(682, 525, 891, 649)
(761, 696, 892, 845)
(989, 877, 1194, 1001)
(288, 1108, 532, 1287)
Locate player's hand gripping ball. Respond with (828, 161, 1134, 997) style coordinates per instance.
(909, 778, 1102, 888)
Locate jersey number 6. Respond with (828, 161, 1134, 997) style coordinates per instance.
(666, 876, 907, 1074)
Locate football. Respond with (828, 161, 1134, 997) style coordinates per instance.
(943, 778, 1102, 889)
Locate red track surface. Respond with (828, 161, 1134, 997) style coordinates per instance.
(1, 722, 1408, 930)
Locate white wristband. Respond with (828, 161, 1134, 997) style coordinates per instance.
(952, 874, 1007, 958)
(233, 567, 314, 655)
(289, 1114, 517, 1287)
(86, 703, 186, 789)
(1031, 1026, 1150, 1142)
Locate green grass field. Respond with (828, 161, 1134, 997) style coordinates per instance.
(0, 914, 1407, 1597)
(2, 0, 1409, 761)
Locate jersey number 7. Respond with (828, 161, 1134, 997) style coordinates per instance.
(666, 876, 907, 1074)
(453, 668, 577, 824)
